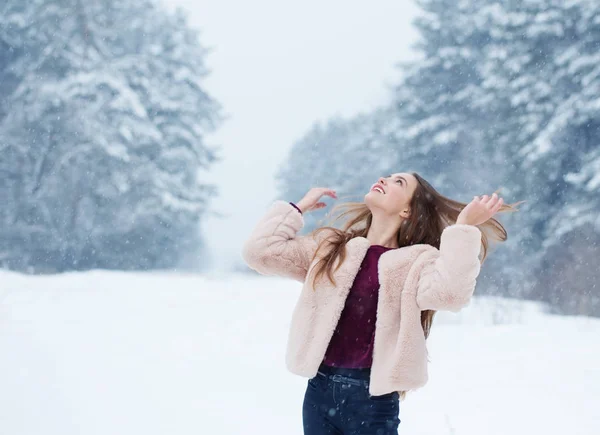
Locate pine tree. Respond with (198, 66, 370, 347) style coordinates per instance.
(0, 0, 221, 271)
(393, 0, 504, 193)
(479, 0, 600, 313)
(275, 0, 600, 315)
(389, 0, 600, 312)
(390, 0, 527, 298)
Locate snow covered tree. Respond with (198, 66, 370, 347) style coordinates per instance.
(0, 0, 221, 272)
(278, 0, 600, 316)
(387, 0, 600, 313)
(392, 0, 506, 192)
(478, 0, 600, 313)
(389, 0, 526, 299)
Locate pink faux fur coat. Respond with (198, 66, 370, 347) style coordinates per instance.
(242, 201, 482, 396)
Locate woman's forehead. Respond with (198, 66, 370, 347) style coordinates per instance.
(389, 172, 414, 181)
(389, 172, 417, 190)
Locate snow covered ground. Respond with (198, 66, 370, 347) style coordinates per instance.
(0, 270, 599, 435)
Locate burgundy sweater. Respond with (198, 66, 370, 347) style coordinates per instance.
(289, 202, 394, 369)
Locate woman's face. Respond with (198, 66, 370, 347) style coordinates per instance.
(364, 172, 418, 219)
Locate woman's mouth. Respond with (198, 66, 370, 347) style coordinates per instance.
(371, 184, 385, 194)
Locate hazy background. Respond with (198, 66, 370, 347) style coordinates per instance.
(166, 0, 421, 271)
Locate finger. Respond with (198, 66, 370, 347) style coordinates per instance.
(323, 190, 337, 199)
(312, 202, 327, 209)
(486, 193, 499, 207)
(488, 198, 502, 214)
(492, 198, 504, 213)
(481, 194, 490, 203)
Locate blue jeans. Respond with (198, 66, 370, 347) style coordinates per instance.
(302, 364, 400, 434)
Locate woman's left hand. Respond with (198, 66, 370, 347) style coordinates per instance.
(456, 193, 504, 226)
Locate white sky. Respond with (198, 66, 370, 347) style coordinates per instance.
(166, 0, 421, 271)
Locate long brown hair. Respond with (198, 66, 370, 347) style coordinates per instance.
(308, 172, 521, 340)
(306, 173, 521, 399)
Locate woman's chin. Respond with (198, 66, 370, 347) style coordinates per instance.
(364, 192, 379, 207)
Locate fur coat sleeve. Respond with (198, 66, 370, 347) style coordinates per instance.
(415, 224, 482, 312)
(242, 201, 319, 282)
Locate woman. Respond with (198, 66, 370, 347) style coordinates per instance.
(242, 172, 517, 435)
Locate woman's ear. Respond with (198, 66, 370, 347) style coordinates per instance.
(399, 208, 410, 219)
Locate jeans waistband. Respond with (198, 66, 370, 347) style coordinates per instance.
(317, 363, 371, 386)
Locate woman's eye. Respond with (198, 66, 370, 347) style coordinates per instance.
(396, 179, 403, 185)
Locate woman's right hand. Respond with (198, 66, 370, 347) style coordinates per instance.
(296, 188, 337, 213)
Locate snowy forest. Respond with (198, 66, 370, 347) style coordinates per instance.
(1, 1, 600, 433)
(277, 0, 600, 317)
(1, 0, 599, 317)
(0, 0, 221, 272)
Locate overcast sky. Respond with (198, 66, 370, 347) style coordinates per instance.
(166, 0, 421, 271)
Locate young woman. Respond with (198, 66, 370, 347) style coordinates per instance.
(242, 172, 516, 435)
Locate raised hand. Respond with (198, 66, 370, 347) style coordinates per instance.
(295, 187, 338, 213)
(456, 193, 504, 226)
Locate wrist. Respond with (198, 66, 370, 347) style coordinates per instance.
(289, 202, 303, 215)
(295, 202, 308, 213)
